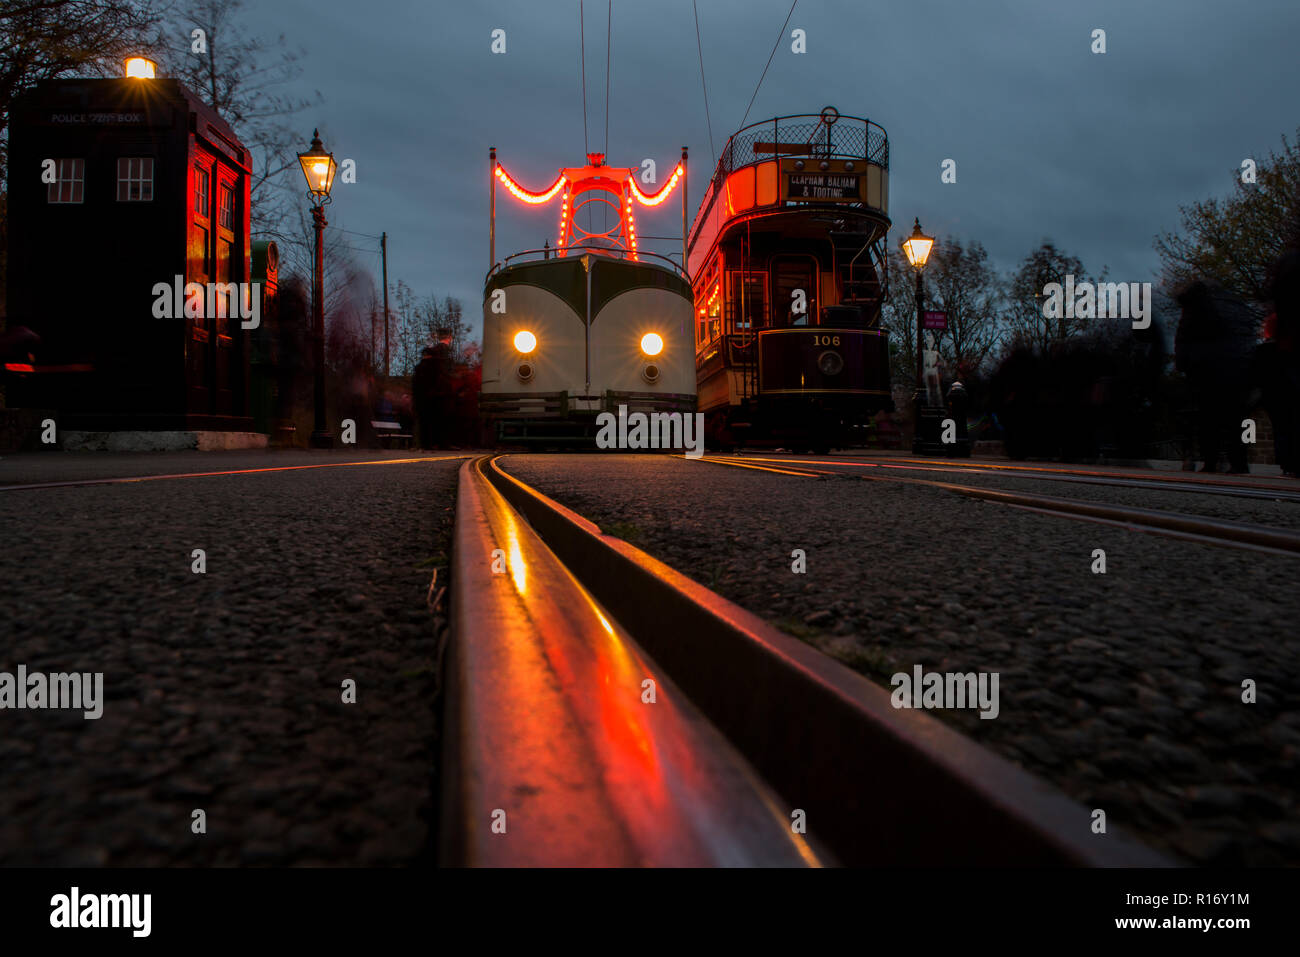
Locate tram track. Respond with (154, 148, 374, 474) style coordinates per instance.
(700, 454, 1300, 557)
(442, 454, 1169, 866)
(723, 452, 1300, 502)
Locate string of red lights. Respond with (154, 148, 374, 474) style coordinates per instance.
(494, 156, 684, 260)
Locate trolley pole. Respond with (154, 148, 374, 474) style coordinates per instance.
(490, 147, 497, 271)
(681, 146, 688, 275)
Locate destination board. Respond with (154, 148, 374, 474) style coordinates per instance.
(785, 172, 861, 201)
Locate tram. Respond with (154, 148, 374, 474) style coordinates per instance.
(688, 108, 894, 452)
(480, 149, 696, 444)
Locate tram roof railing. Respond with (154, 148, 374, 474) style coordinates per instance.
(714, 112, 889, 180)
(485, 244, 688, 286)
(688, 112, 890, 261)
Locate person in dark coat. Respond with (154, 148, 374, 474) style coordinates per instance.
(1259, 247, 1300, 476)
(412, 346, 441, 449)
(412, 329, 455, 449)
(1174, 280, 1256, 473)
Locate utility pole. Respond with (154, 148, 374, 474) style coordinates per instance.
(381, 231, 390, 377)
(490, 147, 497, 270)
(681, 146, 688, 275)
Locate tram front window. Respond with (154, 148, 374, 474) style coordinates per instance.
(772, 257, 817, 328)
(727, 271, 767, 331)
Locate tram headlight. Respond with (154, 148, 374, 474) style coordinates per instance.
(818, 350, 844, 376)
(640, 332, 664, 356)
(514, 330, 537, 354)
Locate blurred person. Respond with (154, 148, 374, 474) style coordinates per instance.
(412, 346, 441, 449)
(1259, 247, 1300, 476)
(1174, 280, 1256, 473)
(412, 329, 455, 449)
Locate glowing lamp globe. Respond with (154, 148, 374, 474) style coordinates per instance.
(297, 130, 337, 200)
(124, 57, 156, 79)
(901, 218, 934, 269)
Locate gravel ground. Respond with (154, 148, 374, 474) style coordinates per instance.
(504, 453, 1300, 866)
(0, 451, 461, 866)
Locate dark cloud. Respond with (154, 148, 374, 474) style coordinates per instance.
(257, 0, 1300, 334)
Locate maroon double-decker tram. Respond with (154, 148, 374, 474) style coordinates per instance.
(687, 108, 893, 452)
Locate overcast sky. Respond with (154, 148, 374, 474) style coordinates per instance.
(253, 0, 1300, 336)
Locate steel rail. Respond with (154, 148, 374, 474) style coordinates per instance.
(0, 454, 471, 492)
(704, 454, 1300, 557)
(440, 455, 821, 867)
(748, 453, 1300, 503)
(484, 454, 1170, 866)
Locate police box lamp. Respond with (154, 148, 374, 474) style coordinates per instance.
(297, 130, 337, 203)
(123, 56, 156, 79)
(901, 218, 934, 269)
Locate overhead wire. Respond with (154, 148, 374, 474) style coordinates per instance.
(604, 0, 612, 158)
(693, 0, 716, 168)
(604, 0, 612, 233)
(738, 0, 799, 131)
(579, 0, 590, 234)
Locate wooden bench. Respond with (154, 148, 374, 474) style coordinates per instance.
(272, 423, 297, 448)
(372, 419, 413, 449)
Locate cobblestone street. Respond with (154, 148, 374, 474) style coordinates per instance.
(0, 451, 461, 866)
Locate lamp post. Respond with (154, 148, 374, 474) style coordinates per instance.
(298, 129, 338, 449)
(901, 218, 936, 453)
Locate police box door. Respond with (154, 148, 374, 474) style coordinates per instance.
(212, 173, 239, 416)
(188, 152, 215, 416)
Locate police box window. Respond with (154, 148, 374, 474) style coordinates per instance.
(218, 184, 234, 229)
(117, 157, 154, 202)
(47, 159, 85, 204)
(195, 167, 210, 218)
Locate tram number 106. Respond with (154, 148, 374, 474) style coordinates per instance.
(812, 335, 841, 346)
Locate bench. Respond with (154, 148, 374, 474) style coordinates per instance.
(272, 423, 297, 448)
(372, 419, 413, 449)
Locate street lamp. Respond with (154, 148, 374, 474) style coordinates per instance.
(123, 56, 157, 79)
(298, 129, 338, 448)
(901, 218, 937, 453)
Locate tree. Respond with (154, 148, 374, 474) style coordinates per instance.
(1, 1, 165, 319)
(159, 0, 321, 246)
(0, 1, 165, 187)
(879, 246, 920, 395)
(1004, 241, 1092, 353)
(387, 284, 470, 376)
(1154, 129, 1300, 306)
(880, 236, 1005, 394)
(922, 237, 1003, 377)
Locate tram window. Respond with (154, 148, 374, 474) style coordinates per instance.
(728, 271, 767, 330)
(772, 257, 817, 328)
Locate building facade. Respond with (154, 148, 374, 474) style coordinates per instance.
(6, 76, 255, 432)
